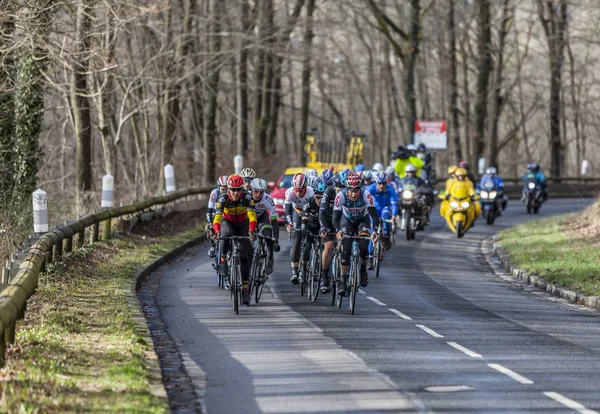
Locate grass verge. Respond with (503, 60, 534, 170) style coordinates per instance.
(498, 213, 600, 296)
(0, 223, 204, 413)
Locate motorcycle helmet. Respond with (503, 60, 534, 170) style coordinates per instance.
(374, 172, 387, 184)
(217, 175, 228, 187)
(417, 143, 427, 153)
(372, 162, 384, 172)
(530, 163, 540, 173)
(354, 164, 366, 172)
(320, 169, 334, 184)
(455, 168, 467, 178)
(240, 168, 256, 180)
(250, 178, 267, 191)
(314, 181, 327, 194)
(227, 174, 244, 189)
(345, 172, 362, 189)
(448, 165, 457, 176)
(485, 167, 497, 176)
(396, 146, 409, 159)
(406, 144, 417, 155)
(458, 161, 470, 170)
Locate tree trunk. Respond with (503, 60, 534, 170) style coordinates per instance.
(448, 0, 462, 162)
(236, 0, 250, 156)
(299, 0, 316, 165)
(405, 0, 421, 140)
(473, 0, 493, 168)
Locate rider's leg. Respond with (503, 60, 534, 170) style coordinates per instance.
(357, 218, 371, 288)
(338, 217, 354, 295)
(289, 211, 302, 284)
(320, 237, 334, 292)
(257, 215, 274, 274)
(237, 222, 252, 304)
(381, 207, 393, 250)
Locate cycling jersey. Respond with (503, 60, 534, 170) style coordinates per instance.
(302, 197, 321, 229)
(206, 188, 221, 222)
(213, 191, 257, 233)
(253, 193, 277, 220)
(319, 186, 336, 230)
(333, 188, 376, 222)
(366, 183, 398, 216)
(284, 186, 314, 224)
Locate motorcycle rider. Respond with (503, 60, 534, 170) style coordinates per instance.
(458, 161, 477, 187)
(445, 168, 480, 224)
(367, 172, 398, 258)
(394, 145, 425, 178)
(333, 172, 379, 295)
(523, 163, 548, 201)
(240, 168, 256, 191)
(212, 174, 257, 305)
(249, 178, 280, 275)
(285, 173, 315, 284)
(479, 167, 507, 215)
(399, 164, 434, 226)
(445, 165, 458, 194)
(206, 175, 229, 258)
(416, 143, 436, 186)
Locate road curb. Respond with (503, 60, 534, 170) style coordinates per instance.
(125, 234, 207, 413)
(489, 235, 600, 311)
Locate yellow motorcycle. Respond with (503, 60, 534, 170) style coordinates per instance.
(438, 182, 480, 238)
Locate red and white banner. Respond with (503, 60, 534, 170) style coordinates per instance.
(413, 120, 447, 150)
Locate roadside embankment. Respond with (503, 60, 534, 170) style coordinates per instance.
(495, 199, 600, 306)
(0, 211, 204, 413)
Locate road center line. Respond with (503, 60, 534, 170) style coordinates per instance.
(447, 342, 482, 358)
(544, 392, 598, 414)
(488, 363, 534, 385)
(388, 308, 412, 320)
(415, 325, 444, 338)
(367, 296, 386, 306)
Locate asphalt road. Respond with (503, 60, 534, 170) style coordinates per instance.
(155, 198, 600, 414)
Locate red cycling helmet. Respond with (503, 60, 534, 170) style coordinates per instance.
(292, 173, 307, 189)
(458, 161, 470, 170)
(227, 174, 244, 189)
(345, 172, 362, 189)
(217, 175, 228, 187)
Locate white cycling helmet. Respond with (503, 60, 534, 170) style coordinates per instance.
(385, 166, 395, 176)
(250, 178, 267, 191)
(306, 175, 319, 189)
(304, 168, 318, 178)
(372, 162, 384, 173)
(240, 168, 256, 179)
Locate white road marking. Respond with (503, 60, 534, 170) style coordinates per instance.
(447, 342, 482, 358)
(388, 308, 412, 320)
(425, 385, 475, 392)
(544, 392, 598, 414)
(415, 325, 444, 338)
(488, 363, 534, 385)
(358, 289, 366, 294)
(367, 296, 386, 306)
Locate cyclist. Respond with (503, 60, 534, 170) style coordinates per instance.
(249, 178, 280, 275)
(213, 174, 257, 305)
(299, 181, 327, 281)
(206, 175, 228, 258)
(362, 170, 374, 186)
(367, 172, 398, 256)
(285, 172, 315, 284)
(240, 168, 256, 191)
(333, 172, 379, 295)
(318, 172, 345, 293)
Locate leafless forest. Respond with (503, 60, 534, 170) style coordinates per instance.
(1, 0, 598, 239)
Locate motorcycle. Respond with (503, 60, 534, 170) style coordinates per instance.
(479, 179, 500, 225)
(399, 183, 427, 240)
(522, 173, 543, 214)
(438, 182, 479, 238)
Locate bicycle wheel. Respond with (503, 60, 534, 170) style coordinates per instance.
(310, 246, 322, 302)
(231, 255, 239, 315)
(248, 250, 261, 304)
(329, 253, 338, 306)
(375, 239, 382, 279)
(255, 244, 267, 303)
(349, 256, 359, 315)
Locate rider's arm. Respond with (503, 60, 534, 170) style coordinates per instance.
(332, 191, 345, 231)
(364, 190, 380, 230)
(389, 186, 399, 216)
(206, 189, 219, 223)
(284, 188, 294, 225)
(212, 195, 225, 233)
(245, 194, 257, 232)
(318, 189, 330, 230)
(265, 195, 280, 241)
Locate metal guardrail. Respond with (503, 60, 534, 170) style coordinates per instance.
(0, 186, 212, 367)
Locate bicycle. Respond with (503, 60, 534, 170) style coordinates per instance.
(385, 218, 397, 246)
(221, 235, 251, 314)
(298, 230, 320, 297)
(371, 223, 385, 279)
(248, 233, 274, 305)
(339, 234, 372, 315)
(306, 233, 323, 302)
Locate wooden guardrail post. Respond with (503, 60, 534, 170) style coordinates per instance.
(91, 222, 99, 243)
(53, 238, 62, 261)
(102, 219, 111, 241)
(65, 221, 73, 253)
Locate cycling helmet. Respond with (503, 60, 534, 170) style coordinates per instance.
(250, 178, 267, 191)
(354, 164, 365, 172)
(363, 170, 373, 180)
(345, 172, 362, 189)
(314, 181, 327, 194)
(306, 174, 319, 189)
(417, 143, 427, 152)
(292, 172, 307, 189)
(455, 168, 467, 177)
(333, 172, 347, 187)
(458, 161, 470, 170)
(372, 162, 384, 173)
(304, 168, 318, 178)
(448, 165, 457, 176)
(240, 168, 256, 180)
(385, 166, 395, 177)
(485, 167, 497, 176)
(374, 172, 387, 184)
(341, 168, 351, 176)
(320, 168, 334, 184)
(405, 164, 417, 174)
(227, 174, 244, 189)
(217, 175, 228, 187)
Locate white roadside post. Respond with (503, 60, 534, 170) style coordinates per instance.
(234, 155, 243, 174)
(581, 160, 590, 176)
(32, 189, 48, 234)
(164, 164, 176, 194)
(478, 158, 487, 176)
(101, 175, 114, 241)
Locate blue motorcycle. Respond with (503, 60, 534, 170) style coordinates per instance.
(522, 173, 543, 214)
(479, 179, 501, 225)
